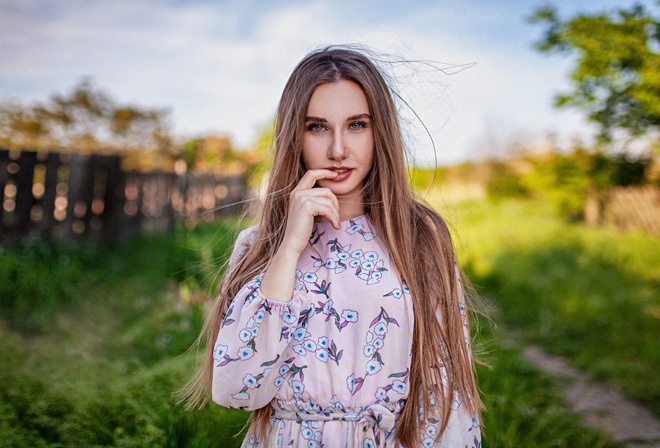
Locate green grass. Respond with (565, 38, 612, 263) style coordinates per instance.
(434, 198, 660, 416)
(476, 341, 617, 447)
(0, 213, 628, 446)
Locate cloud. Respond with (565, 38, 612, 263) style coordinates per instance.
(1, 0, 627, 164)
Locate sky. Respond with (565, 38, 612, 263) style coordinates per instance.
(0, 0, 654, 165)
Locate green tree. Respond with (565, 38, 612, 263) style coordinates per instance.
(0, 78, 172, 152)
(529, 3, 660, 142)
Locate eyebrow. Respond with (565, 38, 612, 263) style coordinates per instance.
(305, 113, 372, 122)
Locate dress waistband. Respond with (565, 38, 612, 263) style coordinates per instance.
(272, 402, 397, 433)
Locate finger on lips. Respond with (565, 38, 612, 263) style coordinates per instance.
(295, 169, 339, 191)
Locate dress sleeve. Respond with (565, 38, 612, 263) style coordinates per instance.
(417, 263, 482, 447)
(211, 228, 304, 410)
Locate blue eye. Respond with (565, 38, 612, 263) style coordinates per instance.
(349, 121, 367, 129)
(307, 123, 325, 132)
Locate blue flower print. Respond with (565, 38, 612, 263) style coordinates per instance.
(351, 249, 363, 258)
(337, 252, 350, 261)
(318, 336, 329, 348)
(346, 374, 356, 393)
(330, 394, 344, 411)
(315, 300, 359, 332)
(325, 259, 336, 269)
(238, 346, 255, 360)
(315, 349, 329, 363)
(293, 327, 310, 342)
(274, 376, 285, 387)
(243, 373, 259, 389)
(383, 288, 403, 299)
(214, 344, 228, 361)
(375, 387, 388, 402)
(322, 299, 334, 315)
(346, 223, 364, 235)
(425, 425, 438, 437)
(392, 380, 407, 394)
(363, 345, 375, 357)
(304, 339, 317, 351)
(422, 437, 434, 447)
(364, 438, 376, 448)
(366, 360, 382, 375)
(373, 322, 388, 335)
(278, 364, 290, 375)
(301, 427, 314, 439)
(282, 309, 297, 325)
(341, 309, 359, 323)
(292, 380, 305, 394)
(293, 344, 307, 356)
(353, 251, 388, 285)
(303, 272, 317, 283)
(373, 338, 384, 349)
(361, 260, 375, 270)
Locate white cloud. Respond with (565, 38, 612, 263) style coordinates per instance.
(3, 0, 642, 164)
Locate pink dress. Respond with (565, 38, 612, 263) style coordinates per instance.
(212, 215, 481, 447)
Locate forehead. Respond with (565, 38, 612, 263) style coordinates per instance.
(306, 79, 369, 116)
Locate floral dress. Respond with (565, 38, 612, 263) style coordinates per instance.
(212, 215, 481, 448)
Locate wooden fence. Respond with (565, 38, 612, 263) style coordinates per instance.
(603, 186, 660, 234)
(0, 149, 247, 244)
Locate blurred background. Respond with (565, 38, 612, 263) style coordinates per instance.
(1, 0, 658, 447)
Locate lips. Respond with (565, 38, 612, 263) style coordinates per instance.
(327, 166, 353, 181)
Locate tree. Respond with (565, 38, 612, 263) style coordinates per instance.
(0, 78, 173, 152)
(529, 3, 660, 143)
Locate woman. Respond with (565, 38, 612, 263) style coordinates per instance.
(182, 46, 483, 447)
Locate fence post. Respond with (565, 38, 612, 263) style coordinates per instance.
(14, 151, 37, 239)
(0, 149, 8, 234)
(39, 152, 60, 240)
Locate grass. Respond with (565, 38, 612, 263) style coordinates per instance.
(0, 208, 636, 446)
(432, 197, 660, 416)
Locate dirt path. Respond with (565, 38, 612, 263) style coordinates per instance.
(518, 343, 660, 447)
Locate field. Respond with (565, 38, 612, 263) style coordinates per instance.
(2, 196, 656, 446)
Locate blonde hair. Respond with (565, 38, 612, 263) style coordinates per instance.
(180, 45, 483, 446)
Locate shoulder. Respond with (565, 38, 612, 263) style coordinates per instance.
(413, 201, 450, 237)
(230, 224, 259, 267)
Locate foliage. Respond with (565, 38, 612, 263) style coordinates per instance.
(477, 343, 616, 447)
(443, 199, 660, 416)
(0, 215, 625, 447)
(0, 219, 251, 447)
(529, 3, 660, 141)
(0, 78, 172, 153)
(476, 146, 653, 219)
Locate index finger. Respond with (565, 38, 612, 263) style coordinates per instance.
(293, 169, 339, 191)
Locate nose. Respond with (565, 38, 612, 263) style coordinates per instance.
(328, 130, 347, 160)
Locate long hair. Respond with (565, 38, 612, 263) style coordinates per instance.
(180, 45, 483, 446)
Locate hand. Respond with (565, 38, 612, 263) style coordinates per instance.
(281, 169, 340, 255)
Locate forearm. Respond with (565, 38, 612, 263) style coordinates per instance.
(260, 244, 301, 302)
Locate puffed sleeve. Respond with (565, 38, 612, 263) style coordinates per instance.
(211, 227, 304, 410)
(417, 263, 482, 447)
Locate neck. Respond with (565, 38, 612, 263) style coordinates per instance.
(315, 195, 365, 223)
(338, 196, 365, 221)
